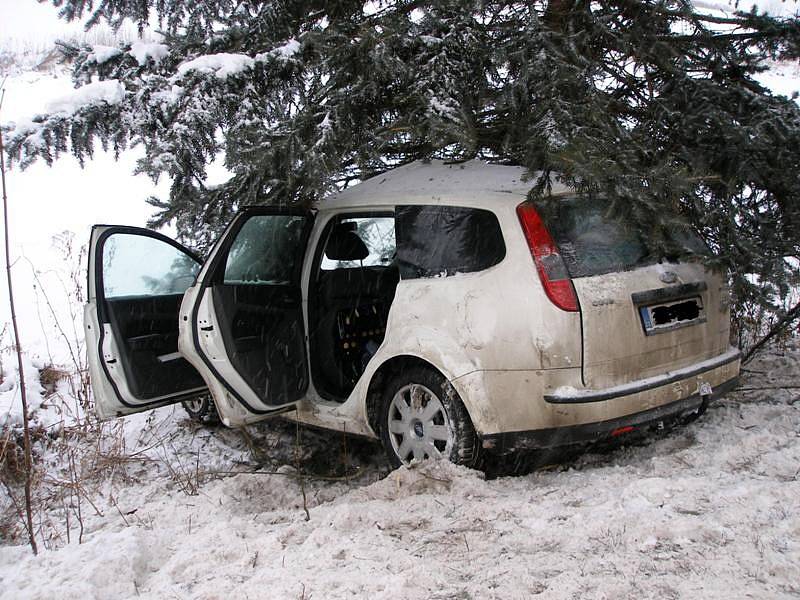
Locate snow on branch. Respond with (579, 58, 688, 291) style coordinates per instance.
(46, 80, 125, 115)
(254, 38, 301, 62)
(176, 53, 255, 79)
(174, 39, 302, 80)
(86, 45, 123, 65)
(2, 79, 127, 167)
(129, 42, 169, 66)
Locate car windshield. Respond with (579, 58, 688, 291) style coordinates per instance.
(538, 195, 709, 278)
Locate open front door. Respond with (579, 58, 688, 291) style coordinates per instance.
(178, 208, 314, 427)
(86, 226, 207, 419)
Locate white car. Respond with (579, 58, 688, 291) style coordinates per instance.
(85, 160, 740, 468)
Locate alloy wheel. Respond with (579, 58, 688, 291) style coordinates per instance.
(387, 383, 453, 464)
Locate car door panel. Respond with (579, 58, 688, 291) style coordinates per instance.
(86, 226, 207, 419)
(104, 294, 204, 399)
(177, 208, 314, 426)
(212, 285, 308, 405)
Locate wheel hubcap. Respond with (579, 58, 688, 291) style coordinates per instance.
(185, 399, 203, 412)
(387, 383, 453, 464)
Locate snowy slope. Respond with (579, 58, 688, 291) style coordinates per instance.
(0, 342, 798, 599)
(756, 60, 800, 99)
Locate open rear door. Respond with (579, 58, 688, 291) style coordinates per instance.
(178, 208, 314, 426)
(86, 226, 207, 419)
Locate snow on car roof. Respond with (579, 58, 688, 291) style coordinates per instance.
(318, 159, 573, 210)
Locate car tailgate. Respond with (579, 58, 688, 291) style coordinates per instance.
(573, 261, 731, 389)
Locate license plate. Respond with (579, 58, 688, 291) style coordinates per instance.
(638, 295, 705, 335)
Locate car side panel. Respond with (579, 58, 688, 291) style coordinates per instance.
(279, 202, 583, 437)
(378, 202, 584, 374)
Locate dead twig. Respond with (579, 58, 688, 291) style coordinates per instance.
(239, 426, 268, 465)
(109, 493, 130, 527)
(199, 468, 359, 482)
(418, 472, 452, 485)
(68, 446, 84, 543)
(0, 82, 37, 556)
(342, 422, 350, 483)
(161, 440, 199, 496)
(742, 300, 800, 364)
(294, 416, 310, 521)
(736, 385, 800, 391)
(1, 477, 27, 539)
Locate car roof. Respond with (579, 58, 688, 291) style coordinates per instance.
(316, 159, 573, 211)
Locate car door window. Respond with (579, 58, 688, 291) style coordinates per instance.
(102, 233, 200, 298)
(224, 215, 308, 284)
(321, 216, 396, 270)
(92, 229, 205, 406)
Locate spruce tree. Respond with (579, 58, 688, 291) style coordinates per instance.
(4, 0, 800, 344)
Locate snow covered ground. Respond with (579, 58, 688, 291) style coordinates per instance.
(0, 341, 798, 599)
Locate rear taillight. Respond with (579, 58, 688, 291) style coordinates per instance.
(516, 202, 579, 312)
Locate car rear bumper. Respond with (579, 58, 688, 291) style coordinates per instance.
(479, 374, 739, 454)
(543, 348, 741, 404)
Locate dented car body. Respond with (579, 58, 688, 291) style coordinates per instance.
(85, 160, 740, 467)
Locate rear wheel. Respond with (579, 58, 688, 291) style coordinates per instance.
(379, 366, 482, 469)
(181, 394, 219, 423)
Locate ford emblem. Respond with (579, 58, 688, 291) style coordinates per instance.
(659, 271, 678, 284)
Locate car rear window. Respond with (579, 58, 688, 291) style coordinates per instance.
(395, 205, 505, 279)
(539, 196, 708, 278)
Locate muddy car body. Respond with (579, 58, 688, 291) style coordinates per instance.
(85, 160, 740, 467)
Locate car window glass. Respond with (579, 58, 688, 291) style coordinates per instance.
(547, 200, 647, 278)
(102, 233, 200, 298)
(539, 196, 710, 279)
(321, 216, 396, 270)
(224, 214, 308, 284)
(395, 205, 505, 278)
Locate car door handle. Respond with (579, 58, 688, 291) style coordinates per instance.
(200, 326, 214, 331)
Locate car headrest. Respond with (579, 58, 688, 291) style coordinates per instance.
(325, 227, 369, 261)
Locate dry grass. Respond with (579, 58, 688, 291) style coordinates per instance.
(38, 365, 69, 397)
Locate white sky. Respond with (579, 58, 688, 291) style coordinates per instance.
(0, 0, 144, 51)
(0, 1, 85, 47)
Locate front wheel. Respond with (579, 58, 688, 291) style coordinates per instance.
(378, 366, 482, 469)
(181, 394, 219, 424)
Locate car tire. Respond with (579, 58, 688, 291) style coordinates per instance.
(379, 366, 482, 469)
(181, 394, 219, 424)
